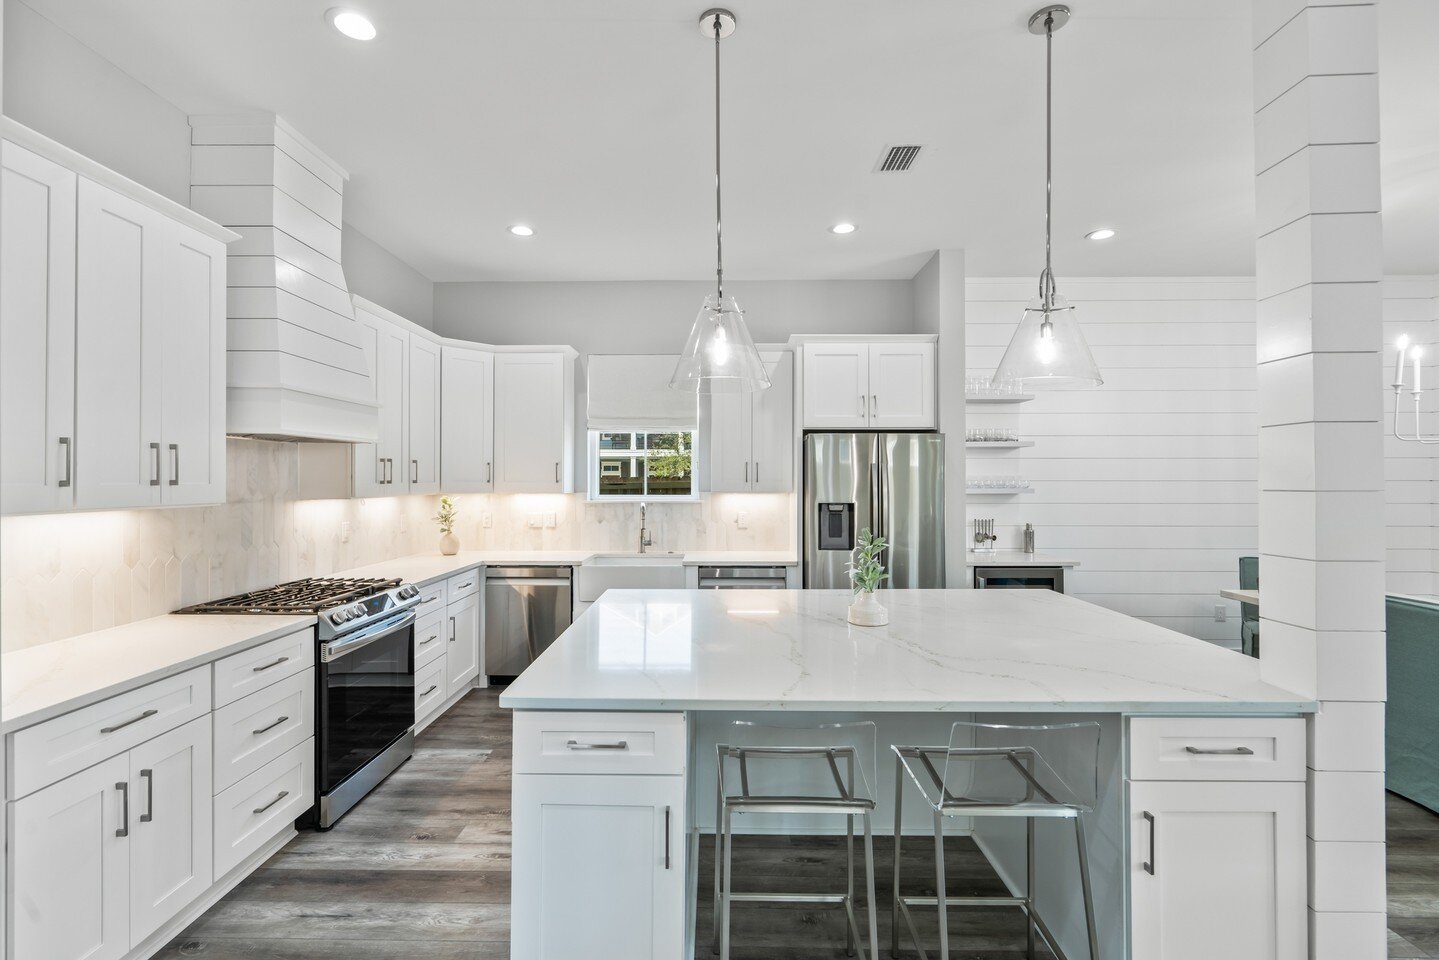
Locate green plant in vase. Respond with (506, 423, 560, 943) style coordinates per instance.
(846, 528, 890, 625)
(435, 495, 460, 556)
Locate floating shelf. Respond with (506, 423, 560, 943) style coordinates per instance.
(966, 487, 1035, 496)
(965, 441, 1035, 449)
(965, 394, 1035, 404)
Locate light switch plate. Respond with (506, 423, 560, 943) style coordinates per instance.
(1214, 604, 1227, 622)
(340, 521, 352, 543)
(481, 512, 493, 528)
(736, 511, 749, 529)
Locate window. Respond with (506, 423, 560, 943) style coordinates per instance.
(589, 430, 697, 500)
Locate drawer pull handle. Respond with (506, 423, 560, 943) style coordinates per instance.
(1142, 811, 1156, 875)
(253, 656, 290, 673)
(456, 581, 474, 590)
(252, 715, 290, 736)
(1184, 745, 1254, 756)
(101, 709, 158, 734)
(421, 684, 439, 697)
(420, 596, 438, 605)
(566, 739, 629, 751)
(420, 634, 438, 646)
(140, 768, 154, 823)
(116, 781, 130, 837)
(664, 805, 672, 870)
(450, 616, 457, 642)
(252, 790, 290, 815)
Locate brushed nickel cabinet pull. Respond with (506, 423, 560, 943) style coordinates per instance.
(872, 394, 878, 416)
(252, 656, 290, 673)
(139, 769, 154, 823)
(754, 462, 759, 484)
(419, 633, 438, 646)
(252, 790, 289, 815)
(101, 708, 157, 734)
(421, 684, 439, 697)
(1184, 746, 1255, 756)
(486, 461, 492, 484)
(377, 457, 385, 484)
(169, 443, 179, 485)
(149, 442, 161, 485)
(456, 581, 474, 590)
(1142, 811, 1156, 875)
(115, 781, 130, 837)
(449, 616, 457, 642)
(565, 739, 628, 751)
(411, 459, 419, 483)
(58, 437, 72, 487)
(252, 715, 290, 736)
(744, 461, 748, 483)
(554, 461, 560, 484)
(664, 806, 672, 869)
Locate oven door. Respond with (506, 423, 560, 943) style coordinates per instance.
(317, 610, 416, 794)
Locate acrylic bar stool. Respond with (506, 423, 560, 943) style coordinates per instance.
(891, 720, 1101, 960)
(713, 720, 881, 960)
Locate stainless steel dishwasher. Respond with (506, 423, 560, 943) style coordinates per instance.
(485, 566, 573, 683)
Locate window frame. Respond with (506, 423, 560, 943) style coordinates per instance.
(586, 428, 700, 502)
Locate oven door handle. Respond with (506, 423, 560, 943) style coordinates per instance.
(321, 611, 416, 662)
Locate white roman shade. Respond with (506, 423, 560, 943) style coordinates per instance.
(586, 355, 698, 431)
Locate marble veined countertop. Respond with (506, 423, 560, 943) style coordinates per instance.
(335, 549, 798, 586)
(965, 551, 1080, 567)
(500, 588, 1314, 714)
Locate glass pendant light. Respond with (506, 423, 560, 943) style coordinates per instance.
(992, 5, 1102, 390)
(671, 9, 771, 395)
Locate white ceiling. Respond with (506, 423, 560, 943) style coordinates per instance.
(19, 0, 1438, 281)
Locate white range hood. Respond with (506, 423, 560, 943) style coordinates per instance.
(189, 114, 378, 442)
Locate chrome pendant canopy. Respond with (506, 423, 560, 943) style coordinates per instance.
(671, 8, 770, 395)
(993, 4, 1102, 390)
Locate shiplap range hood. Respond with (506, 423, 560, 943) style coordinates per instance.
(189, 114, 379, 442)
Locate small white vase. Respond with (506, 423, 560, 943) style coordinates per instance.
(439, 531, 460, 556)
(847, 590, 888, 627)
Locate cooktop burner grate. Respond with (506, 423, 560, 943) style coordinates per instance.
(178, 577, 401, 615)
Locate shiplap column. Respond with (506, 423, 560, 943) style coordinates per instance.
(1253, 3, 1386, 957)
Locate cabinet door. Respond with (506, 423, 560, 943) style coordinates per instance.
(440, 346, 495, 492)
(707, 390, 751, 492)
(159, 223, 226, 505)
(802, 342, 869, 430)
(868, 341, 936, 430)
(494, 353, 568, 492)
(75, 179, 164, 509)
(1, 140, 77, 515)
(128, 716, 213, 946)
(446, 592, 482, 699)
(9, 754, 130, 960)
(408, 335, 442, 493)
(352, 308, 409, 496)
(1130, 780, 1306, 960)
(511, 773, 685, 960)
(750, 353, 794, 492)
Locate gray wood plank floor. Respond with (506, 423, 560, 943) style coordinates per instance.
(154, 690, 1439, 958)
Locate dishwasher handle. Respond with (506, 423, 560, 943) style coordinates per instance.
(488, 577, 572, 587)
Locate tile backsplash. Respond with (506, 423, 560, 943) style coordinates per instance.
(0, 440, 793, 651)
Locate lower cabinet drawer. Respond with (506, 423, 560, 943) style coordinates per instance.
(447, 568, 481, 602)
(214, 738, 314, 878)
(416, 656, 448, 721)
(213, 668, 315, 792)
(415, 611, 446, 669)
(212, 627, 314, 708)
(513, 711, 687, 776)
(1129, 716, 1306, 782)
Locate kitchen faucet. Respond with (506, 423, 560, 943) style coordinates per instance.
(638, 501, 653, 554)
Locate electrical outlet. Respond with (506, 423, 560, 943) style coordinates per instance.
(736, 511, 749, 529)
(1214, 604, 1227, 622)
(527, 514, 544, 528)
(544, 513, 557, 528)
(481, 512, 493, 529)
(340, 521, 352, 543)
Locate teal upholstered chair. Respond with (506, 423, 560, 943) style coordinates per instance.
(1387, 595, 1439, 812)
(1238, 556, 1259, 658)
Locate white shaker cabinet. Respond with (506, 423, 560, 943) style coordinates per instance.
(494, 352, 574, 493)
(352, 305, 409, 496)
(440, 346, 495, 492)
(407, 335, 442, 493)
(801, 342, 870, 430)
(0, 141, 76, 515)
(446, 590, 482, 699)
(511, 773, 686, 960)
(800, 339, 936, 431)
(709, 352, 793, 493)
(867, 341, 936, 430)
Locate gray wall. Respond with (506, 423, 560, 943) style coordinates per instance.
(343, 224, 435, 328)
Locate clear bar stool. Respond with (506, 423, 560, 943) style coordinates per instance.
(713, 720, 880, 960)
(891, 720, 1101, 960)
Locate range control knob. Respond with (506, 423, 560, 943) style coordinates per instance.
(332, 609, 351, 624)
(351, 604, 366, 619)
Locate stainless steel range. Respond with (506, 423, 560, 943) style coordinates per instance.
(180, 577, 422, 829)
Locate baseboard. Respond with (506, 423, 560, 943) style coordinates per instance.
(123, 826, 296, 960)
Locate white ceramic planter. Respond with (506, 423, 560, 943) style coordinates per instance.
(439, 531, 460, 556)
(847, 590, 888, 626)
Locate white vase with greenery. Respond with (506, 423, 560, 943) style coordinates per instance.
(846, 528, 890, 626)
(435, 496, 460, 556)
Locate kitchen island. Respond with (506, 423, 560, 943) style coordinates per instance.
(501, 589, 1314, 960)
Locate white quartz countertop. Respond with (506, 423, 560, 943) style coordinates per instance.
(2, 613, 315, 734)
(500, 588, 1313, 714)
(678, 551, 798, 567)
(965, 551, 1080, 567)
(336, 549, 798, 586)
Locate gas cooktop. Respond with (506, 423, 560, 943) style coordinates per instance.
(177, 577, 403, 616)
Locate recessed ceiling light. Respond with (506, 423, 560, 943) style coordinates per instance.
(1085, 228, 1116, 241)
(830, 222, 857, 235)
(327, 8, 376, 41)
(508, 224, 535, 237)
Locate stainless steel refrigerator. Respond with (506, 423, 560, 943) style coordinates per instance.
(803, 433, 946, 589)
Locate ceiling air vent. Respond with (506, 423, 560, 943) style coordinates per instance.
(876, 144, 923, 172)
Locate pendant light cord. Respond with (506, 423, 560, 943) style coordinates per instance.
(1039, 10, 1056, 311)
(713, 12, 725, 301)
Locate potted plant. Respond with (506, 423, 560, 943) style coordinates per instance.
(434, 495, 460, 556)
(846, 527, 890, 626)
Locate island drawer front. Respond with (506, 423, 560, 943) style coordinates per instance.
(415, 657, 448, 720)
(447, 569, 481, 602)
(415, 611, 447, 668)
(213, 668, 315, 792)
(214, 738, 314, 878)
(514, 711, 687, 776)
(415, 580, 448, 614)
(1129, 717, 1306, 781)
(213, 627, 315, 708)
(10, 665, 212, 799)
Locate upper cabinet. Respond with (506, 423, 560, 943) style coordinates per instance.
(709, 352, 793, 493)
(352, 304, 409, 497)
(801, 339, 936, 432)
(1, 126, 234, 516)
(440, 346, 495, 493)
(494, 353, 575, 493)
(407, 336, 441, 493)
